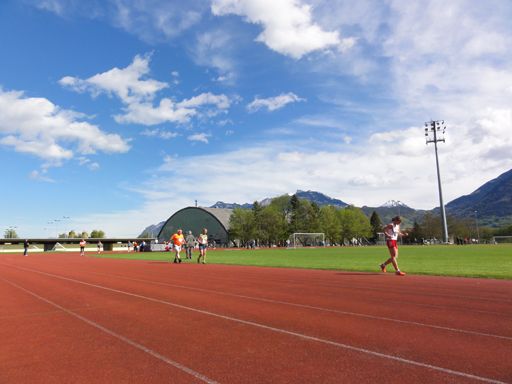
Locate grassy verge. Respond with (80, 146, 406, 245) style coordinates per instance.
(90, 244, 512, 280)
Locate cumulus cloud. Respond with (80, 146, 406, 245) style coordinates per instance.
(0, 88, 130, 166)
(211, 0, 342, 59)
(62, 54, 233, 126)
(140, 128, 178, 139)
(60, 53, 168, 104)
(247, 92, 305, 112)
(188, 132, 212, 143)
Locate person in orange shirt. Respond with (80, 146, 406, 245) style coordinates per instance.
(79, 239, 86, 257)
(171, 229, 185, 263)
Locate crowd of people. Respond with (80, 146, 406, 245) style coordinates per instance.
(160, 228, 210, 264)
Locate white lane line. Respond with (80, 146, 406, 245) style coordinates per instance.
(2, 266, 507, 384)
(181, 270, 512, 303)
(1, 279, 219, 384)
(3, 262, 511, 340)
(15, 261, 512, 318)
(43, 266, 512, 341)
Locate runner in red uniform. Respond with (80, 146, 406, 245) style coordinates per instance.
(380, 216, 408, 275)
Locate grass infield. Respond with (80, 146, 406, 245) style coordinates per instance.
(91, 244, 512, 280)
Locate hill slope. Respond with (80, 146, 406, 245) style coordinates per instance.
(443, 168, 512, 227)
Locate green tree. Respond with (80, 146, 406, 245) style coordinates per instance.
(90, 229, 106, 238)
(290, 198, 309, 233)
(304, 203, 322, 233)
(228, 207, 256, 246)
(258, 205, 287, 246)
(319, 205, 342, 245)
(338, 206, 372, 243)
(4, 229, 19, 239)
(409, 219, 422, 243)
(420, 212, 442, 240)
(252, 201, 264, 245)
(369, 211, 382, 241)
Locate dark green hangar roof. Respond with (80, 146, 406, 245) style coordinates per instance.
(157, 207, 233, 244)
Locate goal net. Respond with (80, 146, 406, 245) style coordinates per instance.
(287, 233, 325, 249)
(492, 236, 512, 244)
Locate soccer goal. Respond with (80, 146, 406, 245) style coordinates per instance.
(287, 233, 325, 249)
(492, 236, 512, 244)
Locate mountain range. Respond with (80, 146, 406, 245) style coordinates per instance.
(141, 168, 512, 235)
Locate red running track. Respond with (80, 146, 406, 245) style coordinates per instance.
(0, 252, 511, 383)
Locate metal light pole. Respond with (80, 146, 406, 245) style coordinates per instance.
(63, 217, 70, 238)
(475, 211, 480, 244)
(425, 119, 449, 244)
(8, 226, 17, 238)
(48, 222, 53, 238)
(54, 219, 60, 238)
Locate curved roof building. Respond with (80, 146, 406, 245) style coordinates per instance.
(157, 207, 233, 245)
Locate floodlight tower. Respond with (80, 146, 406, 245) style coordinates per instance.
(425, 119, 449, 243)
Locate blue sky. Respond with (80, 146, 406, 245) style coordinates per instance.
(1, 0, 512, 238)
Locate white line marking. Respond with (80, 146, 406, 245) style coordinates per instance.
(18, 261, 512, 318)
(43, 266, 512, 341)
(187, 270, 512, 302)
(1, 265, 508, 384)
(1, 278, 219, 384)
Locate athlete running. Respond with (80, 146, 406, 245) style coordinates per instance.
(380, 216, 408, 275)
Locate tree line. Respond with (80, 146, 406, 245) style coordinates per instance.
(228, 194, 374, 247)
(228, 194, 512, 246)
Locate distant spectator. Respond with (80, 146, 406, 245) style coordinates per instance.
(186, 231, 195, 259)
(97, 241, 102, 254)
(80, 239, 86, 257)
(24, 239, 29, 257)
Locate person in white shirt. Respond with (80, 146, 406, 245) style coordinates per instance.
(380, 216, 408, 276)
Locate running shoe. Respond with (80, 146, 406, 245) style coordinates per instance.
(178, 258, 182, 263)
(203, 262, 206, 264)
(174, 259, 177, 263)
(380, 263, 386, 273)
(197, 259, 200, 264)
(396, 271, 406, 276)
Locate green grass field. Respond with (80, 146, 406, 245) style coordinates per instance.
(91, 244, 512, 280)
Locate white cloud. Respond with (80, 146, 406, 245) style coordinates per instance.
(188, 132, 212, 143)
(247, 92, 305, 112)
(62, 54, 233, 126)
(27, 170, 56, 182)
(60, 53, 168, 104)
(141, 128, 179, 139)
(211, 0, 342, 59)
(0, 88, 130, 166)
(27, 0, 206, 42)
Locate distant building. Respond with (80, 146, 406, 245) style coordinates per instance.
(158, 207, 232, 245)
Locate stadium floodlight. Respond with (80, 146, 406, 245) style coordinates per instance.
(54, 219, 61, 238)
(7, 226, 17, 238)
(425, 119, 449, 243)
(63, 217, 70, 238)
